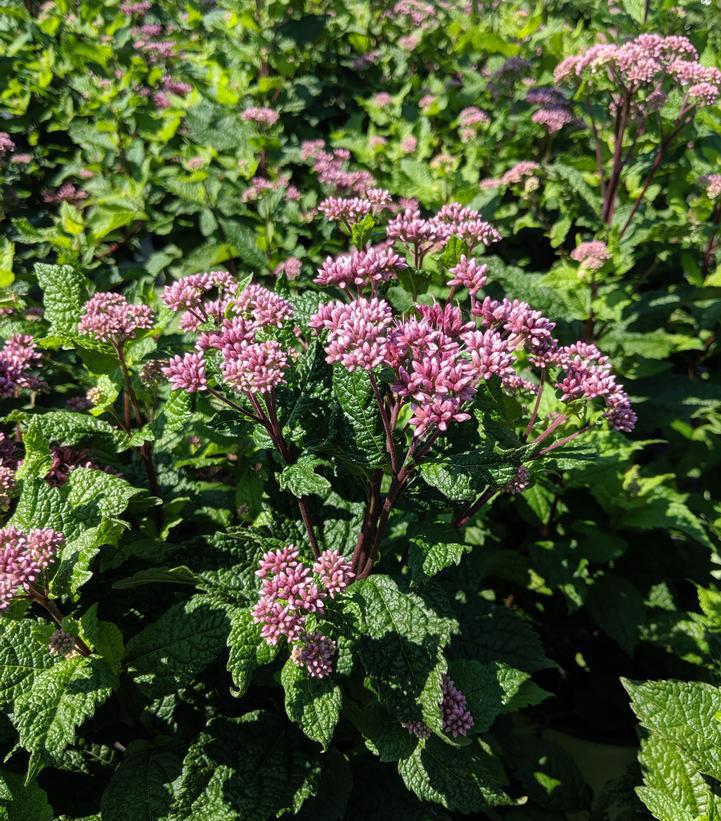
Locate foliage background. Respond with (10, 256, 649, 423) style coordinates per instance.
(0, 0, 721, 818)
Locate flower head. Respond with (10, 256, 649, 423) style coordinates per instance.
(78, 293, 153, 345)
(0, 527, 64, 610)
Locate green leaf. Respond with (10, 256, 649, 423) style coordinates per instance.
(279, 455, 331, 498)
(0, 620, 54, 709)
(586, 574, 645, 655)
(398, 738, 513, 813)
(35, 263, 89, 344)
(350, 213, 376, 249)
(0, 770, 53, 821)
(12, 470, 141, 597)
(173, 712, 320, 819)
(344, 576, 456, 731)
(636, 732, 721, 821)
(419, 450, 517, 502)
(408, 522, 472, 581)
(281, 658, 342, 750)
(0, 239, 14, 288)
(100, 742, 181, 821)
(624, 678, 721, 781)
(333, 368, 387, 469)
(14, 655, 115, 781)
(449, 659, 532, 733)
(125, 595, 231, 697)
(226, 608, 278, 696)
(80, 605, 124, 674)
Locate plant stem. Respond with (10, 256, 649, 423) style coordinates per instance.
(115, 343, 163, 526)
(531, 413, 568, 448)
(369, 374, 398, 474)
(452, 486, 497, 529)
(535, 424, 592, 457)
(523, 370, 545, 442)
(264, 392, 320, 558)
(29, 588, 91, 657)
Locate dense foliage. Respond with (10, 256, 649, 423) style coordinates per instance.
(0, 0, 720, 818)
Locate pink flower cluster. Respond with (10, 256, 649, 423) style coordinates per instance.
(481, 161, 541, 191)
(701, 174, 721, 200)
(162, 75, 192, 95)
(301, 141, 375, 195)
(0, 334, 44, 397)
(0, 434, 17, 513)
(0, 526, 64, 610)
(553, 342, 636, 432)
(78, 293, 153, 345)
(162, 274, 294, 397)
(252, 546, 353, 678)
(531, 106, 576, 133)
(49, 629, 76, 657)
(318, 188, 393, 224)
(571, 240, 611, 270)
(388, 202, 501, 262)
(309, 206, 636, 438)
(46, 447, 97, 488)
(554, 34, 721, 105)
(241, 107, 280, 126)
(315, 246, 407, 292)
(402, 674, 474, 739)
(458, 106, 490, 141)
(42, 182, 87, 205)
(0, 133, 15, 154)
(121, 0, 151, 13)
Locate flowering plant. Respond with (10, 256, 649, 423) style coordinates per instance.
(0, 0, 719, 818)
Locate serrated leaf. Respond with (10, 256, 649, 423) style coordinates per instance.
(408, 522, 472, 581)
(281, 659, 341, 750)
(332, 368, 387, 469)
(172, 712, 320, 820)
(0, 621, 54, 709)
(398, 738, 513, 813)
(419, 451, 517, 502)
(636, 732, 721, 821)
(344, 576, 456, 731)
(449, 659, 531, 733)
(100, 741, 181, 821)
(14, 655, 115, 781)
(12, 470, 141, 597)
(279, 455, 331, 498)
(226, 608, 278, 696)
(0, 770, 53, 821)
(125, 595, 231, 697)
(624, 679, 721, 782)
(35, 263, 89, 344)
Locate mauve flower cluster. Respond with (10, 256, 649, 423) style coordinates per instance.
(46, 447, 97, 488)
(301, 141, 375, 195)
(0, 133, 15, 154)
(531, 106, 576, 133)
(315, 246, 407, 292)
(310, 207, 635, 438)
(387, 202, 501, 263)
(162, 75, 192, 95)
(487, 56, 532, 96)
(42, 182, 87, 205)
(318, 188, 393, 224)
(120, 0, 151, 13)
(241, 107, 279, 126)
(49, 629, 77, 657)
(481, 161, 541, 191)
(242, 176, 298, 203)
(458, 106, 490, 141)
(0, 526, 65, 610)
(571, 240, 611, 270)
(402, 674, 474, 739)
(553, 342, 636, 432)
(78, 293, 153, 345)
(0, 334, 45, 397)
(702, 174, 721, 200)
(162, 274, 294, 397)
(554, 34, 721, 105)
(252, 546, 353, 678)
